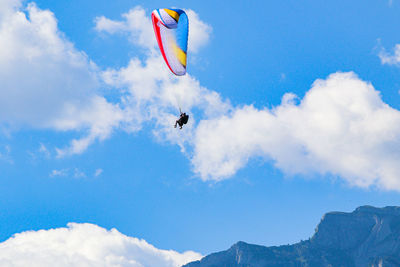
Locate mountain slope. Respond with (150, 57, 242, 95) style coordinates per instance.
(184, 206, 400, 267)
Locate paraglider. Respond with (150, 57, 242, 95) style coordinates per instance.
(174, 111, 189, 129)
(151, 8, 190, 129)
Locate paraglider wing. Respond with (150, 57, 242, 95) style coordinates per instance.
(152, 9, 188, 76)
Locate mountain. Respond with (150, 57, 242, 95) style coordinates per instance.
(183, 206, 400, 267)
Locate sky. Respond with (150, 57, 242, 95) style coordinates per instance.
(1, 0, 400, 265)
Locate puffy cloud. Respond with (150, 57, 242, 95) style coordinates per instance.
(0, 2, 94, 126)
(0, 1, 125, 156)
(0, 223, 202, 267)
(0, 0, 21, 17)
(192, 72, 400, 190)
(54, 96, 125, 157)
(95, 6, 156, 50)
(102, 55, 230, 152)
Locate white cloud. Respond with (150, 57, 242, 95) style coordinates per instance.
(102, 55, 230, 152)
(0, 223, 202, 267)
(0, 0, 21, 17)
(379, 44, 400, 65)
(192, 72, 400, 190)
(95, 6, 156, 50)
(0, 2, 94, 126)
(0, 1, 125, 156)
(54, 96, 125, 157)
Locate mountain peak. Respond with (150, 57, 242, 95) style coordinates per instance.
(231, 241, 248, 248)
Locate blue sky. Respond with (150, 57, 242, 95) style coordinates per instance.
(1, 0, 400, 265)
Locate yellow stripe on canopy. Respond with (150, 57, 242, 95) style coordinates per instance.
(164, 9, 180, 22)
(172, 43, 187, 67)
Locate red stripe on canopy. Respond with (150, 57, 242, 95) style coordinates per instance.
(151, 13, 177, 75)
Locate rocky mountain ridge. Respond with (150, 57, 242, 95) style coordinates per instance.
(184, 206, 400, 267)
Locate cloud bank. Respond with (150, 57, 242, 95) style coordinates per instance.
(96, 8, 400, 190)
(3, 2, 400, 190)
(193, 72, 400, 190)
(0, 223, 202, 267)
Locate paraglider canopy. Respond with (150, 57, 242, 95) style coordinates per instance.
(151, 8, 189, 76)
